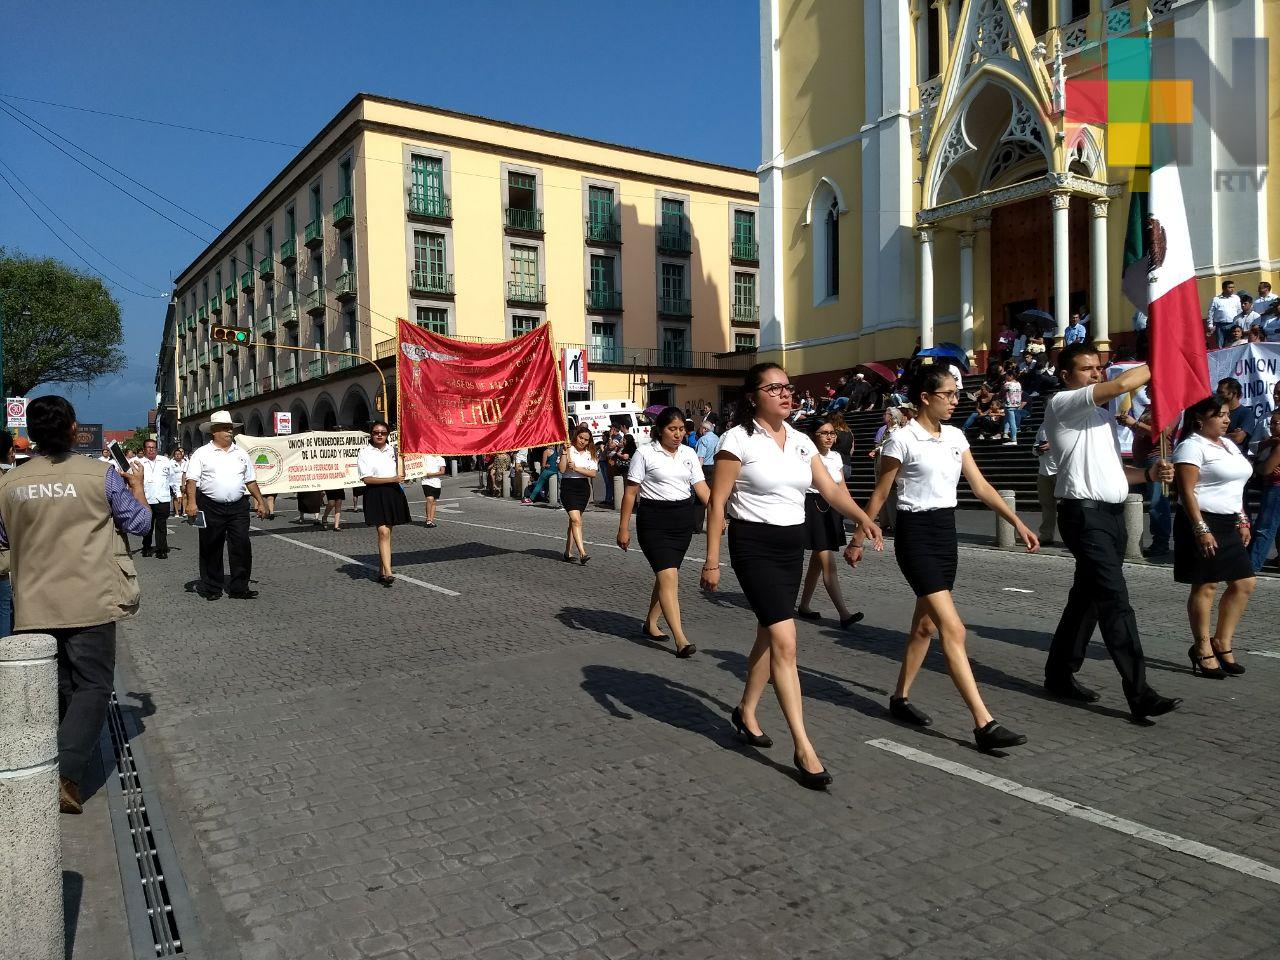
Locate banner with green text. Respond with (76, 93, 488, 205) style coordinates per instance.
(236, 430, 435, 495)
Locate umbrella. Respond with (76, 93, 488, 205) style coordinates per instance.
(643, 404, 668, 417)
(1017, 308, 1056, 333)
(853, 361, 898, 384)
(916, 343, 970, 370)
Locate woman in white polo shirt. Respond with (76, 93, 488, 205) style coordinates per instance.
(419, 454, 446, 528)
(702, 363, 883, 790)
(1173, 396, 1256, 678)
(558, 424, 598, 564)
(860, 365, 1038, 753)
(616, 407, 711, 658)
(357, 420, 411, 587)
(796, 415, 864, 628)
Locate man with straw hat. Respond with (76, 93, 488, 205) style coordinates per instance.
(183, 410, 268, 601)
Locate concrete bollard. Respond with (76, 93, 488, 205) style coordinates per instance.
(995, 490, 1017, 548)
(449, 459, 457, 477)
(500, 471, 511, 500)
(613, 475, 625, 509)
(0, 633, 62, 960)
(548, 473, 559, 508)
(1124, 492, 1145, 560)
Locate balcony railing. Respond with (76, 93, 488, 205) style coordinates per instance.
(332, 195, 353, 228)
(657, 296, 692, 317)
(376, 338, 397, 360)
(185, 314, 195, 331)
(240, 383, 256, 400)
(303, 288, 325, 316)
(506, 281, 545, 304)
(732, 302, 760, 323)
(258, 315, 276, 338)
(224, 284, 237, 303)
(411, 270, 454, 295)
(211, 344, 223, 361)
(585, 288, 622, 312)
(334, 271, 357, 301)
(588, 343, 620, 364)
(338, 354, 356, 371)
(199, 346, 210, 367)
(306, 358, 323, 380)
(504, 207, 544, 232)
(197, 306, 208, 323)
(279, 238, 297, 265)
(585, 217, 621, 244)
(304, 218, 323, 248)
(409, 193, 452, 220)
(279, 302, 299, 327)
(660, 349, 692, 369)
(259, 374, 276, 394)
(731, 239, 759, 261)
(369, 334, 755, 372)
(225, 388, 237, 404)
(259, 256, 274, 279)
(210, 294, 222, 315)
(240, 271, 253, 292)
(656, 226, 691, 254)
(280, 367, 298, 387)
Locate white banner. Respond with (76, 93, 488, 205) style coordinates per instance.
(1105, 362, 1145, 455)
(1207, 342, 1280, 428)
(236, 430, 435, 495)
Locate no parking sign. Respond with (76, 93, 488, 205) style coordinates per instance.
(6, 397, 27, 428)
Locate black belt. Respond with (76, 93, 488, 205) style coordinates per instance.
(1059, 498, 1125, 514)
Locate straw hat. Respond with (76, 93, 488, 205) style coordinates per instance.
(199, 410, 243, 433)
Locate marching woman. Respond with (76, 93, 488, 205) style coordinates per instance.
(616, 407, 711, 658)
(559, 424, 598, 564)
(702, 363, 884, 790)
(357, 420, 411, 587)
(419, 454, 446, 527)
(796, 416, 864, 628)
(1173, 396, 1256, 678)
(858, 365, 1037, 752)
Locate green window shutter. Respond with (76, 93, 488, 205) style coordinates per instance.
(510, 246, 538, 283)
(734, 273, 756, 307)
(660, 263, 684, 299)
(734, 210, 755, 244)
(428, 234, 446, 277)
(735, 333, 757, 352)
(413, 232, 430, 274)
(589, 255, 612, 292)
(588, 186, 613, 225)
(412, 156, 444, 206)
(661, 198, 684, 227)
(508, 172, 536, 191)
(512, 315, 539, 336)
(415, 306, 448, 334)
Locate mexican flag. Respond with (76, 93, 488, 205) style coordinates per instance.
(1120, 164, 1209, 433)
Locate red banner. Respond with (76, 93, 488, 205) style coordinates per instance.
(396, 320, 570, 455)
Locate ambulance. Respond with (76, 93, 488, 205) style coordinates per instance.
(565, 399, 653, 443)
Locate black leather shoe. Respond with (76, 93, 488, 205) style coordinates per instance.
(1129, 691, 1182, 720)
(793, 753, 833, 790)
(640, 627, 669, 642)
(675, 642, 696, 659)
(228, 590, 260, 600)
(974, 721, 1028, 752)
(840, 612, 864, 629)
(795, 608, 821, 620)
(140, 548, 153, 557)
(199, 590, 221, 601)
(730, 706, 773, 748)
(1044, 676, 1100, 703)
(889, 696, 932, 727)
(155, 551, 168, 559)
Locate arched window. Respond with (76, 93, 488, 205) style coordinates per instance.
(825, 200, 840, 299)
(807, 178, 844, 305)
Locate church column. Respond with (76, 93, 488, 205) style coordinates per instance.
(959, 230, 975, 358)
(919, 226, 935, 349)
(1051, 191, 1071, 342)
(1089, 198, 1110, 351)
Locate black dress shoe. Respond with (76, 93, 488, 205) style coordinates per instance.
(1129, 691, 1182, 720)
(1044, 676, 1100, 703)
(228, 590, 260, 600)
(730, 706, 773, 748)
(675, 642, 696, 659)
(140, 548, 153, 557)
(200, 591, 221, 601)
(974, 721, 1028, 752)
(889, 696, 932, 727)
(155, 551, 168, 559)
(840, 612, 864, 629)
(795, 608, 821, 620)
(793, 753, 833, 790)
(640, 627, 669, 641)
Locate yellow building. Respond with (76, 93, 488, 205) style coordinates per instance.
(759, 0, 1279, 380)
(160, 93, 761, 449)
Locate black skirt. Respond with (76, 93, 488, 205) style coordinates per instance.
(324, 488, 346, 502)
(894, 508, 958, 597)
(362, 483, 411, 528)
(636, 497, 696, 572)
(561, 476, 591, 513)
(1173, 508, 1254, 584)
(421, 483, 442, 499)
(728, 519, 805, 627)
(803, 492, 847, 551)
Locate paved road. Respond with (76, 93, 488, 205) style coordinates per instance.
(96, 488, 1279, 959)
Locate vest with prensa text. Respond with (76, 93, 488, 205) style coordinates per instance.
(0, 455, 140, 630)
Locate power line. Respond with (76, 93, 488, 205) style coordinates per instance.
(0, 155, 169, 295)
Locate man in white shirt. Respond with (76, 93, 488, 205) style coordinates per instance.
(138, 439, 175, 558)
(1207, 279, 1242, 347)
(184, 411, 267, 601)
(1041, 344, 1181, 721)
(1253, 281, 1278, 323)
(1231, 293, 1261, 333)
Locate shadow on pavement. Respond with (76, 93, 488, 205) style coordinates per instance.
(63, 870, 83, 960)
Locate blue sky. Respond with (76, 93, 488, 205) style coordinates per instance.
(1, 1, 761, 429)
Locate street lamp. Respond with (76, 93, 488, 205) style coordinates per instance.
(0, 294, 32, 429)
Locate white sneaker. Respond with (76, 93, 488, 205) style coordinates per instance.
(1002, 439, 1017, 446)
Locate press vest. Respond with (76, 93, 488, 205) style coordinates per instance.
(0, 455, 140, 630)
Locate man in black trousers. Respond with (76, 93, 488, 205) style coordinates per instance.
(183, 410, 268, 600)
(1041, 343, 1182, 720)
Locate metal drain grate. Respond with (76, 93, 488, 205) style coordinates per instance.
(104, 693, 184, 956)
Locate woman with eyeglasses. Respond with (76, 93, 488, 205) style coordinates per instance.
(617, 407, 711, 657)
(559, 424, 598, 564)
(796, 416, 864, 628)
(859, 364, 1038, 752)
(357, 420, 410, 587)
(703, 363, 884, 790)
(1172, 396, 1255, 677)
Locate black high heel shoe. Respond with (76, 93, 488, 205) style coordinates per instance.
(1211, 639, 1246, 676)
(1188, 642, 1227, 679)
(730, 707, 773, 748)
(793, 752, 832, 790)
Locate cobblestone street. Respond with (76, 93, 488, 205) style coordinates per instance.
(98, 490, 1280, 960)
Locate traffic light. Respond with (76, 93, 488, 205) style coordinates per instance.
(210, 324, 252, 345)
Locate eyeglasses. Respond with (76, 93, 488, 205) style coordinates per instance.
(929, 390, 960, 400)
(815, 430, 837, 437)
(757, 383, 797, 397)
(371, 430, 389, 436)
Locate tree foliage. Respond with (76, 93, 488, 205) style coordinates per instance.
(0, 247, 127, 396)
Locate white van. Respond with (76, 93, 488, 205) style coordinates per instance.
(566, 399, 653, 443)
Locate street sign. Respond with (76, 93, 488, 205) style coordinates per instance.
(273, 412, 292, 436)
(562, 347, 589, 393)
(5, 397, 27, 428)
(210, 324, 252, 344)
(73, 423, 104, 455)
